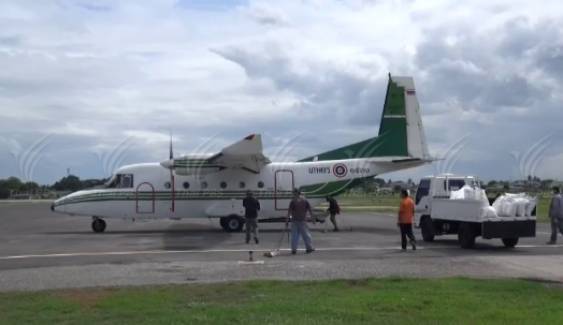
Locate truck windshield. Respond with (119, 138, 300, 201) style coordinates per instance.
(415, 179, 431, 204)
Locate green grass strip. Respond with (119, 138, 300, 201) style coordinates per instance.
(0, 278, 562, 324)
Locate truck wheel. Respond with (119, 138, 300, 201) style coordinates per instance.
(502, 238, 519, 248)
(221, 215, 244, 232)
(458, 223, 476, 249)
(420, 216, 435, 242)
(220, 217, 228, 229)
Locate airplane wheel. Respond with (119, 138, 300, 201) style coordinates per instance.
(222, 215, 244, 232)
(92, 218, 107, 233)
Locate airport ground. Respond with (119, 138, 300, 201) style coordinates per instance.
(1, 201, 563, 323)
(1, 201, 562, 292)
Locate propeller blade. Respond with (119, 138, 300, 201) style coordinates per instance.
(169, 133, 174, 160)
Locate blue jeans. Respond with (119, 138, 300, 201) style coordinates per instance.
(291, 221, 313, 252)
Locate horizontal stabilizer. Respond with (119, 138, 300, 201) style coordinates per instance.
(161, 134, 271, 174)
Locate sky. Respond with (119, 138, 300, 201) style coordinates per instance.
(0, 0, 562, 185)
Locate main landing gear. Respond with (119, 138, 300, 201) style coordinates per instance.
(92, 217, 107, 233)
(220, 215, 245, 232)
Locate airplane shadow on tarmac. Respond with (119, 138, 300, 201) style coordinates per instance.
(42, 223, 232, 251)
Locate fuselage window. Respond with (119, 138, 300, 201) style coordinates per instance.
(201, 181, 208, 189)
(257, 181, 264, 188)
(239, 181, 246, 189)
(220, 181, 227, 189)
(183, 182, 190, 189)
(164, 182, 171, 189)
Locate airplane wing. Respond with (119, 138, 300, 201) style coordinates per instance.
(207, 134, 271, 173)
(162, 134, 271, 174)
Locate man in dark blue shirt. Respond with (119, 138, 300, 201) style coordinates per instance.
(243, 190, 260, 244)
(326, 196, 340, 232)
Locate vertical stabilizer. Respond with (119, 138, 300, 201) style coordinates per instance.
(299, 74, 430, 161)
(387, 75, 430, 160)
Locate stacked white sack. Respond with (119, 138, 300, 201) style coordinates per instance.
(450, 186, 497, 218)
(450, 186, 489, 205)
(492, 193, 537, 218)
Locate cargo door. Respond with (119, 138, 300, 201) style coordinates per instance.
(274, 170, 294, 211)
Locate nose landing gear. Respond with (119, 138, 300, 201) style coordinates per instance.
(92, 217, 107, 233)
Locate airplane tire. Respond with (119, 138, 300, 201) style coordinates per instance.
(420, 216, 435, 242)
(502, 237, 519, 248)
(92, 218, 106, 233)
(222, 215, 244, 232)
(458, 222, 476, 249)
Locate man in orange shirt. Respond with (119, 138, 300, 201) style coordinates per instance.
(398, 189, 417, 251)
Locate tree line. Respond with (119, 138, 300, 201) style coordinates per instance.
(0, 176, 107, 199)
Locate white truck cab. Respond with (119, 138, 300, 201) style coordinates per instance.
(414, 174, 536, 249)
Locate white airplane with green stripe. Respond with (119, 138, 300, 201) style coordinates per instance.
(52, 75, 432, 233)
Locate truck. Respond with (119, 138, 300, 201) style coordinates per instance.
(414, 174, 536, 249)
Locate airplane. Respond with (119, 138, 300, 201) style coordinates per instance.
(52, 74, 432, 233)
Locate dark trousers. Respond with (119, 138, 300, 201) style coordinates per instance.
(399, 223, 416, 249)
(550, 218, 563, 243)
(329, 212, 339, 230)
(245, 218, 258, 243)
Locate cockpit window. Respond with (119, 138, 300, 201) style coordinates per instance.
(106, 174, 134, 188)
(121, 174, 133, 188)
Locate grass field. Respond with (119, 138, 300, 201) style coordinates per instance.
(335, 193, 552, 222)
(0, 278, 562, 324)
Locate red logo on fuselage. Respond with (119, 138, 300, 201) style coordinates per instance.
(332, 163, 348, 178)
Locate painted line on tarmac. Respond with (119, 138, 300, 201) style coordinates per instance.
(0, 246, 423, 260)
(1, 244, 563, 260)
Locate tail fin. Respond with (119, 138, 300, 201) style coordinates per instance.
(299, 74, 430, 161)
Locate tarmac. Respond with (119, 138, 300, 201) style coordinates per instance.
(1, 201, 563, 291)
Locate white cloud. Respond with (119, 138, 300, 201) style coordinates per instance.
(1, 0, 563, 184)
